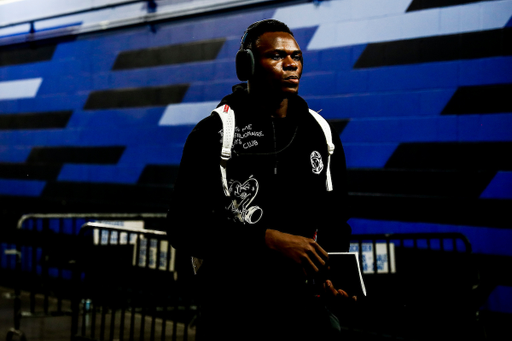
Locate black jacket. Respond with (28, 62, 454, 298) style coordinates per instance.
(166, 84, 351, 298)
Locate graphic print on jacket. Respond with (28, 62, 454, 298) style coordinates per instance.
(227, 176, 263, 224)
(219, 124, 265, 151)
(310, 151, 324, 174)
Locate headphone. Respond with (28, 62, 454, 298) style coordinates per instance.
(235, 24, 257, 81)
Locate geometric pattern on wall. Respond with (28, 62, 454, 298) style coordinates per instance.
(0, 1, 510, 214)
(0, 41, 58, 67)
(1, 0, 512, 315)
(0, 10, 278, 211)
(406, 0, 490, 12)
(441, 84, 512, 115)
(0, 111, 72, 129)
(83, 84, 189, 110)
(354, 28, 512, 68)
(112, 38, 226, 70)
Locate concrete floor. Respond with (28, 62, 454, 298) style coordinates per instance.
(0, 286, 72, 341)
(0, 286, 196, 341)
(3, 284, 509, 341)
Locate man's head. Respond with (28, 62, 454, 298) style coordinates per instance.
(239, 19, 294, 52)
(236, 19, 303, 97)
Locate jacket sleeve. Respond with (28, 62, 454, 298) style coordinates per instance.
(165, 114, 268, 259)
(318, 126, 352, 253)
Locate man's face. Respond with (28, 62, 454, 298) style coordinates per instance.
(251, 31, 303, 96)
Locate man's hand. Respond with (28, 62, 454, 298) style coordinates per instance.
(323, 279, 357, 302)
(265, 229, 328, 276)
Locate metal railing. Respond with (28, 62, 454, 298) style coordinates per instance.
(341, 232, 478, 341)
(5, 213, 167, 341)
(350, 232, 472, 274)
(3, 212, 477, 341)
(71, 222, 194, 341)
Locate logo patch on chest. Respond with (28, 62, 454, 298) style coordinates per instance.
(310, 151, 324, 174)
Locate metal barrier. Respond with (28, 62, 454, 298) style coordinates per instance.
(71, 222, 194, 341)
(341, 232, 479, 341)
(5, 213, 166, 341)
(350, 232, 472, 274)
(4, 213, 477, 341)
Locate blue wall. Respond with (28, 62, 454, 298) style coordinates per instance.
(0, 0, 511, 315)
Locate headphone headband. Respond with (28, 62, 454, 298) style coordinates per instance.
(240, 30, 249, 49)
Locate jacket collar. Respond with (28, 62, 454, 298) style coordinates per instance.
(217, 83, 310, 123)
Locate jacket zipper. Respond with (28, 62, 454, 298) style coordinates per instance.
(272, 120, 277, 174)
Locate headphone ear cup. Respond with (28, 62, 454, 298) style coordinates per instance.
(235, 49, 255, 81)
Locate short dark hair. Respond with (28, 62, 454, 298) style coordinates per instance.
(240, 19, 294, 51)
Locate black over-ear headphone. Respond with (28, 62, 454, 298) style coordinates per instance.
(235, 27, 255, 81)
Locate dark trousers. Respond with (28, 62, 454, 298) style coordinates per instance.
(196, 295, 341, 341)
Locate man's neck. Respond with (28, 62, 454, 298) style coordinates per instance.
(269, 98, 288, 119)
(248, 86, 289, 118)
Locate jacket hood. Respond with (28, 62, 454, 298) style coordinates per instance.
(217, 83, 250, 111)
(217, 83, 310, 120)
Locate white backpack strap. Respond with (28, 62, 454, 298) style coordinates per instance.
(309, 109, 335, 191)
(191, 105, 234, 275)
(213, 104, 236, 197)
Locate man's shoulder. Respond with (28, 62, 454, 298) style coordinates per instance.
(193, 108, 224, 132)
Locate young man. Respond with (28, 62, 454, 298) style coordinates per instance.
(167, 19, 352, 340)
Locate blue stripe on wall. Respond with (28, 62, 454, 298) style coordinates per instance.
(0, 94, 89, 113)
(67, 108, 165, 128)
(480, 172, 512, 199)
(0, 126, 190, 148)
(0, 179, 46, 196)
(343, 143, 399, 168)
(57, 164, 146, 183)
(341, 114, 512, 143)
(300, 56, 512, 95)
(0, 146, 32, 162)
(302, 44, 367, 73)
(118, 144, 186, 165)
(182, 80, 237, 102)
(56, 145, 186, 183)
(305, 89, 455, 119)
(348, 218, 512, 257)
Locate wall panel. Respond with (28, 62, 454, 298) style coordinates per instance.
(0, 0, 511, 319)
